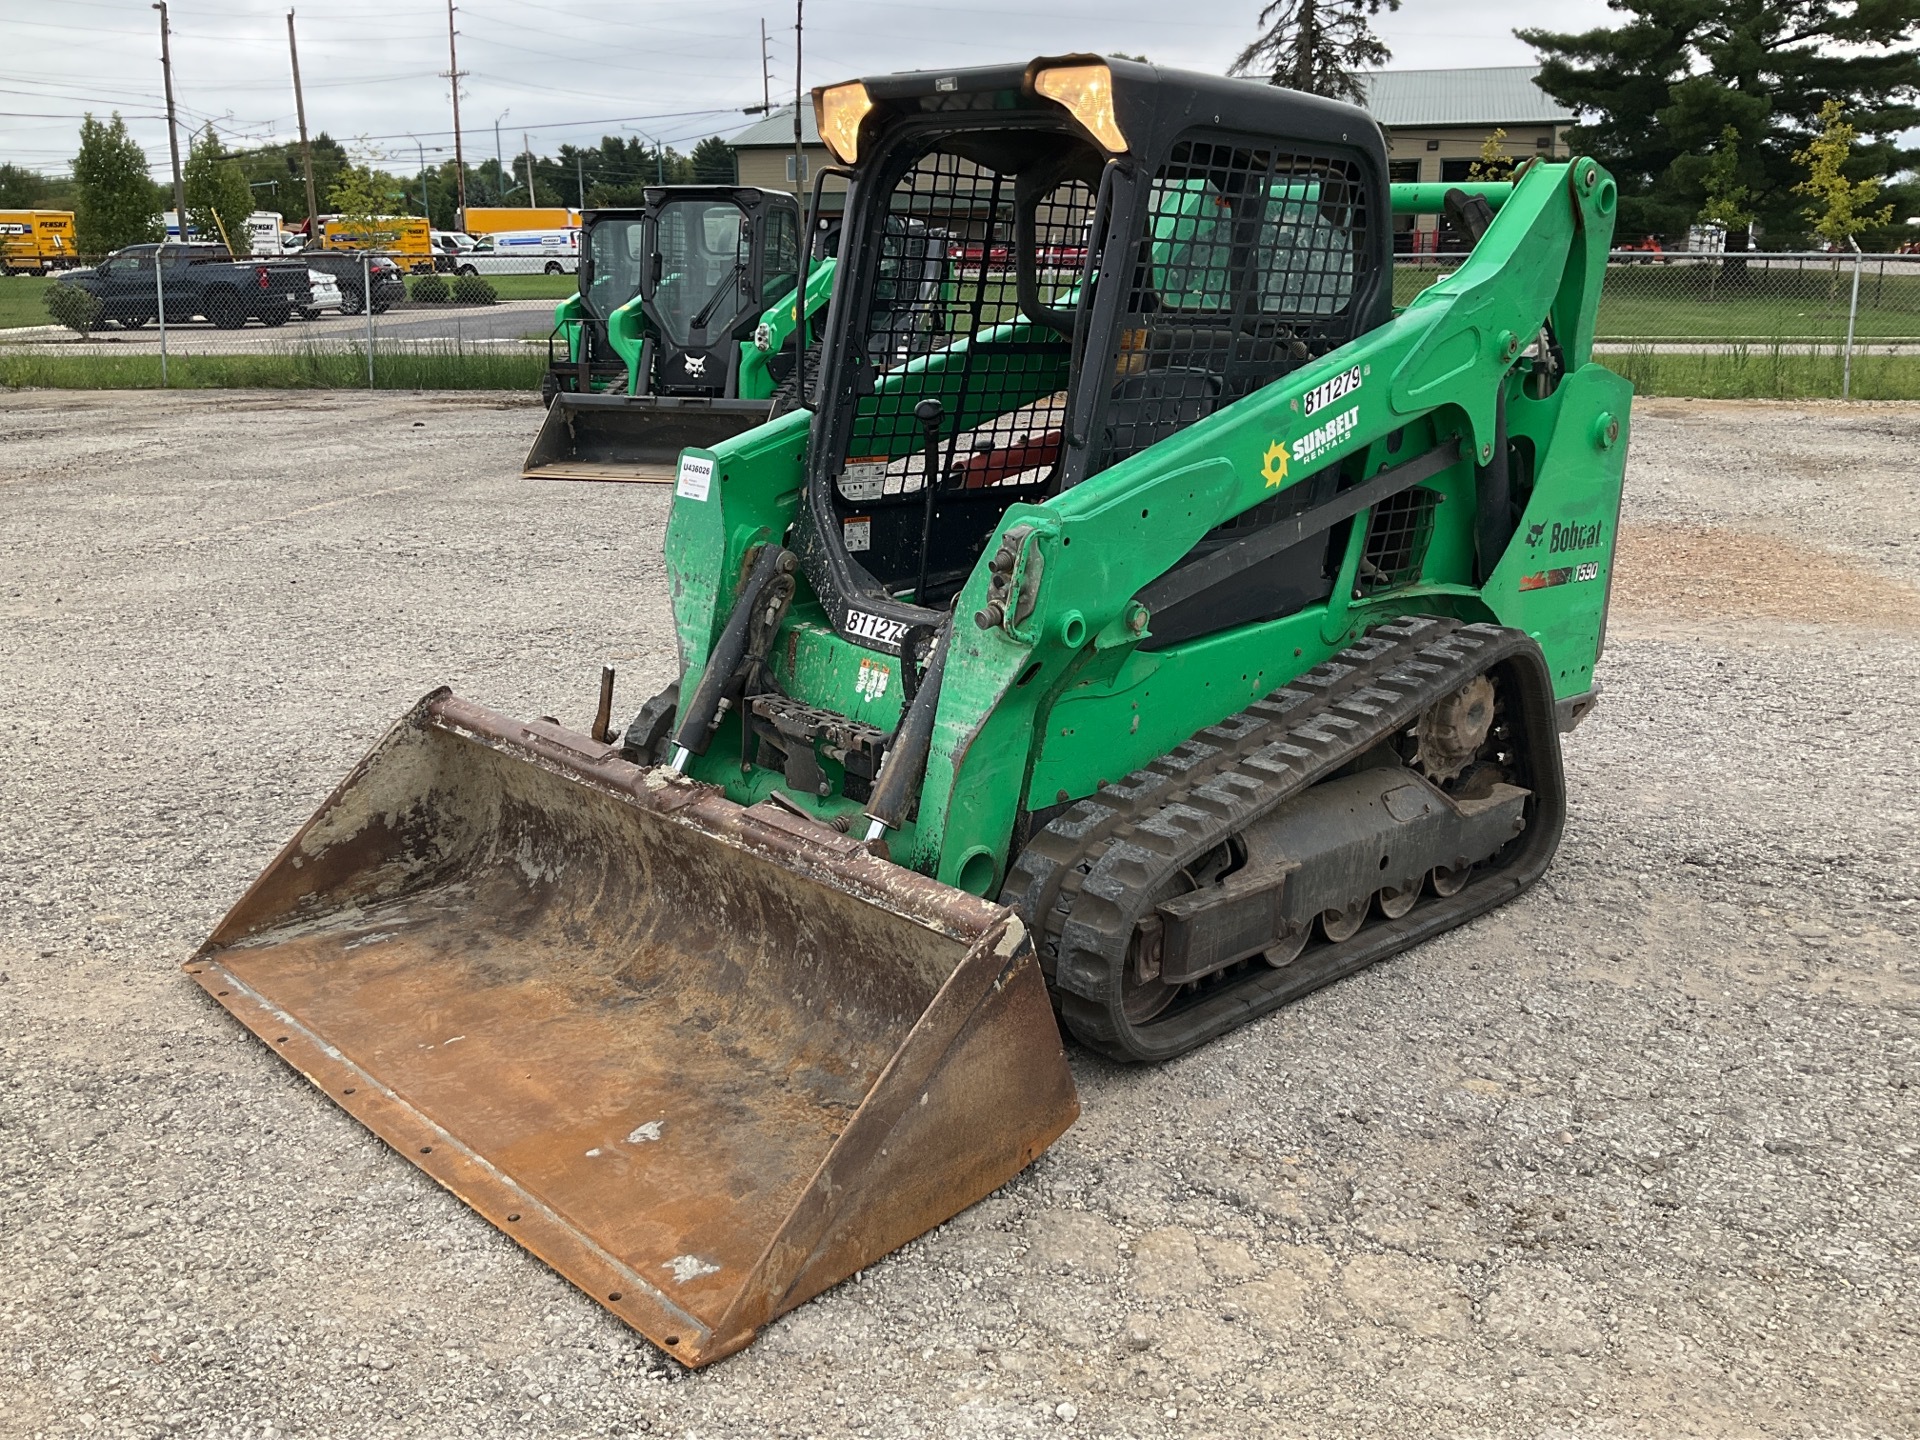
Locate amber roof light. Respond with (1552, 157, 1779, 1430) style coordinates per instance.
(815, 82, 875, 165)
(1034, 62, 1127, 154)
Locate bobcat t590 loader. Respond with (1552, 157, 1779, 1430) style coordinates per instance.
(191, 57, 1629, 1366)
(523, 186, 830, 482)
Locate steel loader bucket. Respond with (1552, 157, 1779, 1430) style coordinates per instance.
(186, 691, 1078, 1366)
(522, 392, 777, 482)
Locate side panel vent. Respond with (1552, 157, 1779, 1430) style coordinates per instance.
(1359, 486, 1439, 592)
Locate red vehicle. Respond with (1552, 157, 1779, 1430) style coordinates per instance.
(954, 241, 1013, 272)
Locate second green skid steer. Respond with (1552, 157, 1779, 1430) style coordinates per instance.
(191, 56, 1629, 1365)
(523, 186, 830, 481)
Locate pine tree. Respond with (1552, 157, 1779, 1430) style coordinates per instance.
(1228, 0, 1401, 103)
(1521, 0, 1920, 247)
(691, 137, 736, 185)
(71, 113, 162, 255)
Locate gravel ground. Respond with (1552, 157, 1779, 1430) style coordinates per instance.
(2, 391, 1916, 1440)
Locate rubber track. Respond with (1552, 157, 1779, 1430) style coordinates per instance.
(1001, 615, 1559, 1062)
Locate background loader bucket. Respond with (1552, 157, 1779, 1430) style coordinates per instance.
(522, 393, 776, 482)
(186, 692, 1077, 1366)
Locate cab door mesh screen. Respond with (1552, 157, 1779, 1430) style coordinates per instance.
(1094, 137, 1370, 474)
(839, 143, 1093, 503)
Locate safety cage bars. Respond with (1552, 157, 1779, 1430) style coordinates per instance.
(839, 144, 1095, 501)
(805, 124, 1374, 615)
(1090, 136, 1370, 475)
(806, 130, 1099, 608)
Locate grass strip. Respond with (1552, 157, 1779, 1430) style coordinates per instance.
(469, 273, 577, 302)
(1, 335, 1912, 401)
(1610, 345, 1920, 400)
(0, 275, 56, 329)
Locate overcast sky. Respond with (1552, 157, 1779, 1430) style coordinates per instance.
(1, 0, 1618, 182)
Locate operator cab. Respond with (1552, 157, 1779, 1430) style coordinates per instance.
(793, 57, 1390, 656)
(640, 186, 801, 396)
(574, 206, 648, 380)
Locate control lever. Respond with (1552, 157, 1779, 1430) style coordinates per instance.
(912, 397, 944, 605)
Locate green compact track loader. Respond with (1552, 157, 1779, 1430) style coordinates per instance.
(523, 186, 830, 481)
(192, 57, 1629, 1366)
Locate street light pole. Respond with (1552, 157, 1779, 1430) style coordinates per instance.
(411, 136, 428, 219)
(631, 126, 665, 186)
(494, 110, 510, 203)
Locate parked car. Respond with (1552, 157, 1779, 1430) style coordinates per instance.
(56, 242, 310, 328)
(299, 250, 407, 314)
(296, 268, 345, 319)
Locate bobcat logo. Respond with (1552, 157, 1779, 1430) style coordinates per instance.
(1525, 522, 1546, 546)
(684, 354, 707, 377)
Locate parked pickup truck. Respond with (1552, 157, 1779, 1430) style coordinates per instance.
(57, 243, 312, 329)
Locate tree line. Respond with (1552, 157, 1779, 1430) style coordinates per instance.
(1237, 0, 1915, 249)
(17, 3, 1916, 258)
(12, 117, 741, 257)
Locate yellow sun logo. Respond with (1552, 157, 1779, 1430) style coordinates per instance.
(1261, 439, 1291, 488)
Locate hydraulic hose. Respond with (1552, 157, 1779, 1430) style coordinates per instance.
(669, 544, 796, 769)
(864, 627, 948, 840)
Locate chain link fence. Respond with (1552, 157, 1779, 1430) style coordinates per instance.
(0, 238, 564, 388)
(1397, 249, 1919, 398)
(4, 242, 1916, 399)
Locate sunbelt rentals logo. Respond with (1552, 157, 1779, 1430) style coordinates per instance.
(1293, 404, 1360, 468)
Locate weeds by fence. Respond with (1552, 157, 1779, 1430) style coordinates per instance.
(1607, 348, 1919, 402)
(0, 343, 546, 391)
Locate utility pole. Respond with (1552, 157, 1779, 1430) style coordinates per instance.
(444, 0, 468, 223)
(791, 0, 805, 205)
(522, 132, 534, 206)
(791, 0, 805, 339)
(576, 152, 585, 209)
(760, 18, 771, 113)
(286, 11, 319, 237)
(152, 2, 187, 235)
(413, 137, 428, 218)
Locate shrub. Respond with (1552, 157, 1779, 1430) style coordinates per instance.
(410, 273, 450, 304)
(45, 282, 104, 335)
(450, 273, 498, 306)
